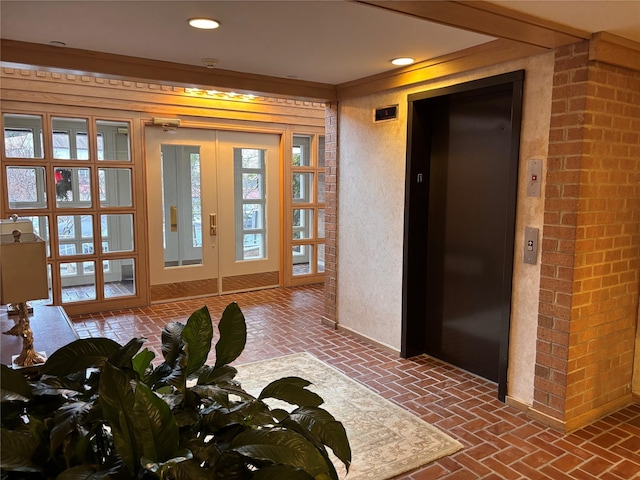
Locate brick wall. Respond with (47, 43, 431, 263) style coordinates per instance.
(323, 102, 339, 326)
(534, 40, 640, 430)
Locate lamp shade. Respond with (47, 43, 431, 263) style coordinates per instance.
(0, 231, 48, 304)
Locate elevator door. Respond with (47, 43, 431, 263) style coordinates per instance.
(403, 72, 523, 400)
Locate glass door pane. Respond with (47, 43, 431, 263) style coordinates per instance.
(161, 145, 203, 267)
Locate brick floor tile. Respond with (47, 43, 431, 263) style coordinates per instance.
(550, 453, 586, 473)
(440, 470, 478, 480)
(608, 459, 640, 479)
(479, 456, 522, 479)
(69, 285, 640, 480)
(404, 463, 449, 479)
(539, 465, 577, 480)
(451, 452, 493, 477)
(579, 456, 615, 476)
(511, 460, 553, 479)
(521, 449, 558, 469)
(494, 445, 528, 465)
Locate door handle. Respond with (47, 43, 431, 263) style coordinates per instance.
(170, 206, 178, 232)
(210, 213, 217, 236)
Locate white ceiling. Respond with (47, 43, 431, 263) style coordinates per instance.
(1, 1, 638, 85)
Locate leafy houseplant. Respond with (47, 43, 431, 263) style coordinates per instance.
(1, 303, 351, 479)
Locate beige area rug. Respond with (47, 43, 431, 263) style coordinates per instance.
(236, 352, 463, 479)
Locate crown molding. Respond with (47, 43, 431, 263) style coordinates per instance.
(0, 39, 337, 102)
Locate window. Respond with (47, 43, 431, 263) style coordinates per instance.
(234, 148, 267, 260)
(3, 113, 44, 158)
(290, 134, 325, 280)
(2, 113, 138, 309)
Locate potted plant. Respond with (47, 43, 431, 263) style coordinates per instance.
(1, 302, 351, 479)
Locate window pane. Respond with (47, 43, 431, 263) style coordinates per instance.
(318, 208, 325, 239)
(7, 166, 47, 208)
(243, 233, 263, 259)
(292, 244, 313, 276)
(161, 145, 202, 267)
(97, 120, 130, 161)
(60, 261, 96, 303)
(4, 114, 44, 159)
(98, 168, 133, 207)
(243, 204, 263, 230)
(242, 173, 263, 199)
(317, 243, 325, 273)
(292, 135, 311, 166)
(54, 167, 91, 207)
(53, 131, 70, 158)
(57, 215, 93, 255)
(52, 117, 88, 160)
(104, 258, 136, 298)
(292, 209, 313, 240)
(293, 173, 313, 203)
(190, 154, 202, 248)
(76, 132, 89, 160)
(318, 135, 325, 168)
(78, 168, 91, 202)
(241, 148, 262, 169)
(100, 214, 134, 253)
(317, 172, 325, 203)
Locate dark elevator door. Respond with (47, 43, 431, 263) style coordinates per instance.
(402, 72, 523, 399)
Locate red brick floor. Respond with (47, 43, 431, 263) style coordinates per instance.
(71, 285, 640, 479)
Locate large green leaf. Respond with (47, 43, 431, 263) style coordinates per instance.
(98, 362, 139, 473)
(56, 464, 117, 479)
(40, 338, 122, 377)
(252, 464, 315, 480)
(0, 427, 42, 472)
(108, 337, 145, 370)
(196, 364, 238, 385)
(158, 459, 216, 480)
(50, 401, 92, 459)
(131, 381, 180, 463)
(259, 377, 323, 407)
(161, 322, 185, 367)
(288, 407, 351, 472)
(132, 348, 155, 379)
(1, 364, 32, 401)
(231, 429, 329, 477)
(214, 302, 246, 369)
(181, 306, 214, 375)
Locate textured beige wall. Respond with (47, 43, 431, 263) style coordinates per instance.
(337, 51, 554, 405)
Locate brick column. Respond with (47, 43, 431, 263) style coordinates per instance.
(533, 40, 640, 431)
(322, 102, 339, 327)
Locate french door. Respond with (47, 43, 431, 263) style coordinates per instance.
(145, 127, 281, 300)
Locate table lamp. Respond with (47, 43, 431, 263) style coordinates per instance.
(1, 219, 49, 367)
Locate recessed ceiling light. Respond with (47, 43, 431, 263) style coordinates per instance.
(188, 18, 220, 30)
(391, 57, 415, 66)
(50, 41, 66, 47)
